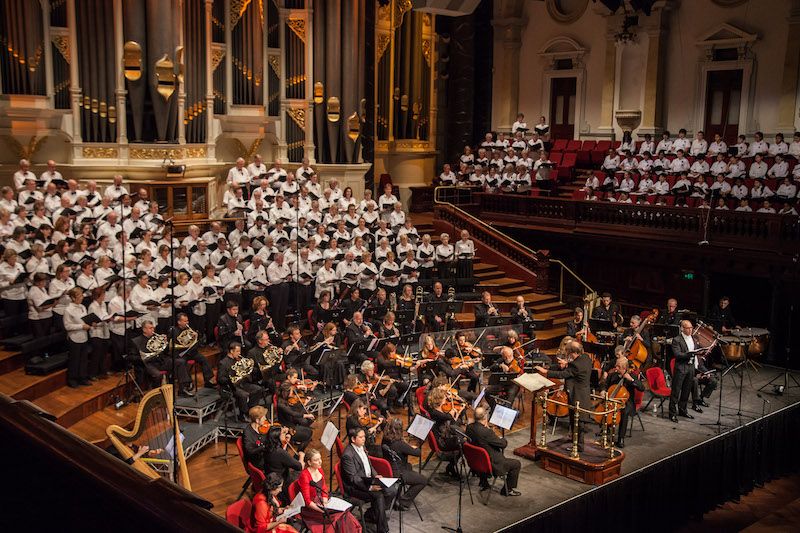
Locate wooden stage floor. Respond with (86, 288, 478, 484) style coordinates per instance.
(186, 365, 800, 532)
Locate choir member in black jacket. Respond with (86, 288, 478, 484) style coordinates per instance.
(275, 382, 314, 450)
(381, 417, 427, 508)
(465, 407, 522, 496)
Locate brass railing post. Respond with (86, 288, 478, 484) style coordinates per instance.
(571, 402, 580, 459)
(539, 392, 548, 449)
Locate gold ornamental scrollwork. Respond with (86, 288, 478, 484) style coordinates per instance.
(287, 17, 306, 44)
(130, 148, 185, 160)
(184, 146, 208, 159)
(82, 147, 119, 159)
(230, 0, 252, 28)
(422, 40, 431, 66)
(51, 35, 70, 64)
(268, 55, 280, 77)
(377, 34, 391, 61)
(211, 47, 226, 72)
(287, 108, 306, 129)
(377, 0, 412, 29)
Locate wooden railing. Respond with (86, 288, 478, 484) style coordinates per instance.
(477, 194, 800, 254)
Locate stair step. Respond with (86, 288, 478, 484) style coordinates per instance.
(33, 374, 128, 427)
(0, 349, 24, 375)
(68, 402, 140, 447)
(475, 271, 506, 281)
(496, 285, 536, 296)
(0, 367, 67, 401)
(532, 301, 569, 312)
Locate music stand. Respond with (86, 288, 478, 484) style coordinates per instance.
(375, 336, 401, 352)
(487, 316, 515, 327)
(364, 306, 387, 323)
(395, 309, 415, 326)
(588, 318, 613, 333)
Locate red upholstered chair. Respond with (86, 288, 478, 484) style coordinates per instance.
(550, 152, 564, 165)
(612, 140, 621, 150)
(415, 386, 429, 416)
(236, 437, 266, 499)
(552, 139, 568, 152)
(627, 372, 646, 437)
(644, 367, 671, 417)
(560, 152, 578, 178)
(225, 498, 252, 529)
(334, 461, 369, 520)
(307, 309, 316, 333)
(463, 442, 507, 505)
(335, 435, 345, 458)
(566, 140, 582, 152)
(420, 431, 445, 480)
(577, 140, 596, 168)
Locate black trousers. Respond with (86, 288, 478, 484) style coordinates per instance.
(232, 382, 265, 415)
(669, 362, 693, 415)
(143, 356, 192, 389)
(692, 371, 718, 403)
(398, 467, 427, 504)
(618, 401, 635, 440)
(478, 456, 521, 490)
(67, 340, 89, 386)
(268, 284, 289, 330)
(206, 302, 221, 345)
(2, 298, 26, 319)
(30, 317, 52, 339)
(110, 332, 128, 371)
(348, 485, 397, 533)
(52, 312, 65, 332)
(89, 337, 110, 377)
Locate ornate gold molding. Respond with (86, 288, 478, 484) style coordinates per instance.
(184, 146, 208, 158)
(130, 148, 183, 160)
(287, 17, 306, 43)
(51, 35, 70, 64)
(268, 55, 280, 77)
(378, 0, 412, 29)
(2, 135, 45, 160)
(422, 40, 431, 66)
(377, 34, 391, 61)
(287, 108, 306, 129)
(211, 47, 226, 72)
(82, 147, 119, 159)
(230, 0, 252, 28)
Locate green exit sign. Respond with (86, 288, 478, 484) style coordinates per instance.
(682, 270, 695, 281)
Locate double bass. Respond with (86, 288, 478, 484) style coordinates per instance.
(623, 309, 659, 369)
(575, 297, 598, 344)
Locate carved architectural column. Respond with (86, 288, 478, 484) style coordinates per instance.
(491, 0, 526, 131)
(778, 4, 800, 131)
(66, 0, 82, 143)
(204, 0, 215, 157)
(113, 0, 127, 144)
(42, 0, 55, 105)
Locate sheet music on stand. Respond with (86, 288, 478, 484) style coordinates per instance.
(489, 404, 518, 431)
(321, 421, 339, 451)
(472, 387, 486, 409)
(513, 372, 554, 392)
(407, 414, 435, 441)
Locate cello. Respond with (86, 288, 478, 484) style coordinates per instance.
(623, 309, 659, 369)
(592, 370, 630, 425)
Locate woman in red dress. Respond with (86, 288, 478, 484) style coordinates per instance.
(250, 472, 300, 533)
(297, 448, 362, 533)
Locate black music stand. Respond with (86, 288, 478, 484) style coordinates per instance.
(487, 316, 515, 327)
(395, 309, 415, 326)
(589, 318, 614, 333)
(364, 306, 387, 323)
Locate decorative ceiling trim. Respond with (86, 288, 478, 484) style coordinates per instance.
(546, 0, 589, 25)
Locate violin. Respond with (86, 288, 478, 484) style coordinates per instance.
(256, 420, 296, 436)
(388, 350, 415, 368)
(441, 392, 466, 417)
(352, 380, 370, 396)
(358, 412, 383, 427)
(294, 378, 320, 391)
(511, 341, 525, 360)
(506, 356, 523, 375)
(421, 345, 440, 360)
(288, 391, 309, 406)
(450, 353, 479, 369)
(368, 373, 397, 386)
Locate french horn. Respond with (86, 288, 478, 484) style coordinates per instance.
(258, 345, 284, 373)
(230, 357, 255, 385)
(141, 334, 168, 362)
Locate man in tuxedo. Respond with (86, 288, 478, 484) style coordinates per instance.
(473, 290, 499, 328)
(669, 320, 699, 422)
(341, 428, 398, 533)
(216, 301, 248, 352)
(534, 340, 592, 451)
(424, 281, 454, 332)
(592, 292, 623, 329)
(345, 311, 377, 364)
(465, 407, 522, 496)
(659, 298, 682, 326)
(132, 320, 194, 397)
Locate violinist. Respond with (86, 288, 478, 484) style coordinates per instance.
(492, 330, 524, 359)
(346, 397, 384, 457)
(378, 310, 400, 339)
(376, 342, 417, 381)
(449, 333, 482, 392)
(360, 360, 398, 413)
(263, 425, 305, 501)
(381, 417, 427, 509)
(427, 375, 472, 418)
(286, 367, 319, 395)
(565, 307, 584, 338)
(345, 311, 377, 364)
(242, 405, 270, 472)
(601, 356, 645, 449)
(486, 346, 523, 408)
(427, 388, 465, 479)
(282, 325, 317, 378)
(275, 382, 314, 450)
(418, 334, 442, 383)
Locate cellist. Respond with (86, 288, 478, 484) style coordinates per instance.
(601, 353, 645, 449)
(622, 315, 653, 365)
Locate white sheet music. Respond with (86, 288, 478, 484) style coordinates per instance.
(378, 477, 399, 488)
(514, 372, 554, 392)
(489, 405, 518, 431)
(472, 387, 486, 409)
(407, 414, 435, 441)
(321, 421, 339, 451)
(276, 491, 305, 521)
(324, 496, 353, 512)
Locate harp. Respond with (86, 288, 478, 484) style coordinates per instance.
(106, 385, 191, 490)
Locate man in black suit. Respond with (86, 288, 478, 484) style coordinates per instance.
(534, 340, 593, 451)
(669, 320, 703, 422)
(217, 301, 249, 352)
(591, 292, 623, 329)
(345, 311, 377, 364)
(424, 281, 454, 332)
(340, 428, 398, 533)
(466, 406, 522, 496)
(473, 290, 499, 328)
(658, 298, 682, 326)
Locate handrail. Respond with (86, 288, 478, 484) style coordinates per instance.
(434, 186, 596, 304)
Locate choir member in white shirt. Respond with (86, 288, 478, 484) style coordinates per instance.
(748, 154, 768, 179)
(672, 173, 692, 196)
(671, 129, 691, 155)
(638, 134, 655, 156)
(315, 257, 337, 299)
(28, 273, 54, 338)
(670, 151, 690, 174)
(653, 175, 670, 196)
(708, 133, 728, 157)
(778, 203, 798, 215)
(714, 198, 728, 210)
(600, 174, 618, 193)
(637, 153, 653, 174)
(747, 132, 768, 158)
(757, 200, 776, 214)
(768, 133, 788, 157)
(620, 152, 637, 172)
(655, 132, 673, 155)
(227, 157, 251, 189)
(710, 154, 728, 176)
(0, 249, 27, 317)
(750, 180, 773, 199)
(690, 176, 709, 198)
(637, 175, 655, 195)
(735, 198, 752, 212)
(776, 178, 797, 201)
(617, 131, 635, 156)
(726, 156, 746, 179)
(709, 175, 732, 197)
(690, 131, 708, 157)
(731, 178, 749, 200)
(511, 113, 528, 134)
(601, 149, 620, 173)
(247, 154, 268, 181)
(528, 133, 544, 153)
(455, 230, 475, 286)
(63, 287, 91, 387)
(39, 160, 64, 188)
(435, 233, 455, 281)
(0, 187, 18, 213)
(789, 132, 800, 159)
(768, 154, 789, 179)
(12, 159, 36, 191)
(689, 157, 709, 178)
(416, 233, 435, 280)
(104, 175, 128, 201)
(534, 116, 550, 141)
(378, 251, 401, 295)
(618, 173, 636, 193)
(733, 135, 748, 157)
(18, 178, 43, 207)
